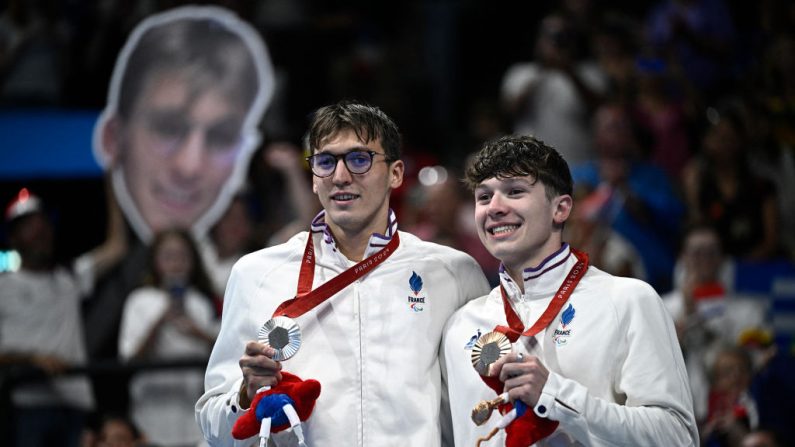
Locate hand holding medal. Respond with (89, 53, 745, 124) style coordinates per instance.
(234, 231, 401, 446)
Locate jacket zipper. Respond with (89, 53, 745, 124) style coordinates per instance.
(354, 281, 364, 446)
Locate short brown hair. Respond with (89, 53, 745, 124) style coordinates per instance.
(308, 100, 402, 161)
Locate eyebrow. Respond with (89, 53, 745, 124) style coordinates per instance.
(316, 146, 373, 154)
(475, 177, 534, 190)
(504, 177, 534, 186)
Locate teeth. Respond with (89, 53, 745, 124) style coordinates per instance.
(490, 225, 518, 235)
(334, 194, 357, 200)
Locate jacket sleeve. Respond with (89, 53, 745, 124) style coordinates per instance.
(195, 253, 301, 447)
(533, 280, 699, 446)
(440, 251, 490, 445)
(195, 263, 255, 447)
(452, 251, 492, 307)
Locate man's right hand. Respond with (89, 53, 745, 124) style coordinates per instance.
(238, 341, 283, 409)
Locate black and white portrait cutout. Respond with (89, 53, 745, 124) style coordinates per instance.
(93, 6, 274, 243)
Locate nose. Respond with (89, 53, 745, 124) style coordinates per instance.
(331, 157, 352, 185)
(487, 192, 509, 217)
(172, 130, 205, 180)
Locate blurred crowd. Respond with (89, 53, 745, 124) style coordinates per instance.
(1, 0, 794, 446)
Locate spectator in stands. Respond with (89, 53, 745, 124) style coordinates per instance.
(501, 12, 607, 165)
(0, 185, 127, 447)
(701, 347, 759, 446)
(681, 102, 780, 260)
(118, 228, 217, 447)
(96, 414, 146, 447)
(663, 224, 768, 423)
(571, 103, 684, 290)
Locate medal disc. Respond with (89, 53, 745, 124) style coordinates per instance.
(471, 400, 492, 426)
(258, 316, 302, 361)
(471, 331, 511, 376)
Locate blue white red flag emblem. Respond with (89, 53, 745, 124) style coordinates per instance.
(553, 304, 575, 346)
(407, 271, 425, 312)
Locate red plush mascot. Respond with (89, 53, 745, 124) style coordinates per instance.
(232, 371, 321, 447)
(479, 374, 558, 447)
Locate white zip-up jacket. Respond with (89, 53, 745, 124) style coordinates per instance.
(442, 244, 698, 446)
(197, 212, 490, 446)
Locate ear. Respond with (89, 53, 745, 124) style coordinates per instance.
(388, 159, 404, 190)
(100, 115, 123, 168)
(552, 194, 573, 225)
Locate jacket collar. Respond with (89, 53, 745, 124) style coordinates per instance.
(499, 243, 573, 302)
(310, 209, 399, 267)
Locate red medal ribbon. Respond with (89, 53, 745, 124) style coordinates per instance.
(272, 231, 401, 318)
(495, 248, 589, 342)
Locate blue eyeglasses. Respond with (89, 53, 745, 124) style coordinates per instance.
(306, 150, 388, 177)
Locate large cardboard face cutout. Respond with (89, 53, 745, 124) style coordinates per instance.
(93, 6, 274, 243)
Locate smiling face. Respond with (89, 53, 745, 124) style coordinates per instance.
(474, 175, 571, 277)
(311, 129, 403, 241)
(113, 72, 245, 234)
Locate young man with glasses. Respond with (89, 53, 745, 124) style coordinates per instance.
(441, 135, 697, 446)
(197, 100, 490, 446)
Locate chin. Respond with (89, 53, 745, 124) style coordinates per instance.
(484, 244, 509, 263)
(326, 208, 357, 223)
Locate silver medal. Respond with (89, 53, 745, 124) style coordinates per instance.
(470, 331, 511, 376)
(258, 316, 302, 361)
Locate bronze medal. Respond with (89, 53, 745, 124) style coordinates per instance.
(471, 394, 507, 426)
(471, 331, 511, 376)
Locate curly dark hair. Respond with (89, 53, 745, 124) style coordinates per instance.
(308, 100, 402, 161)
(464, 135, 573, 200)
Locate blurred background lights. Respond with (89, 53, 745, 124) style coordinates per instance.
(0, 250, 21, 272)
(418, 165, 448, 186)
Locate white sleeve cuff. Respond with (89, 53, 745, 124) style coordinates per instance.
(535, 371, 585, 422)
(535, 371, 560, 418)
(226, 377, 246, 415)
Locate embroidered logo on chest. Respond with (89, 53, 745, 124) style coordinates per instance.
(407, 271, 426, 312)
(552, 304, 575, 346)
(464, 328, 482, 350)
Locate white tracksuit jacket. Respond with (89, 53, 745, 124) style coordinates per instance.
(197, 212, 490, 446)
(442, 244, 699, 446)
